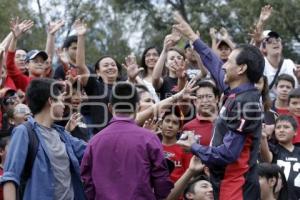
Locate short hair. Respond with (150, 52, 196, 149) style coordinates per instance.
(162, 105, 183, 128)
(288, 88, 300, 103)
(183, 175, 210, 200)
(197, 80, 220, 98)
(275, 115, 298, 131)
(26, 78, 63, 115)
(275, 74, 295, 88)
(0, 136, 9, 150)
(235, 44, 265, 83)
(110, 82, 139, 113)
(62, 35, 78, 49)
(140, 47, 160, 77)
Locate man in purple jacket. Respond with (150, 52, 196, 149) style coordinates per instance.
(80, 82, 173, 200)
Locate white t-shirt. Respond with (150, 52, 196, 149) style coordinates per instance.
(263, 57, 297, 100)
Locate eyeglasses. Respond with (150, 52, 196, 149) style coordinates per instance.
(265, 37, 282, 44)
(196, 94, 215, 100)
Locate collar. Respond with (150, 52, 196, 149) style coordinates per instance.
(109, 116, 136, 124)
(196, 113, 216, 122)
(227, 82, 256, 96)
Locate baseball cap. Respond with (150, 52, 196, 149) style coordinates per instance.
(263, 30, 280, 40)
(216, 40, 231, 49)
(25, 50, 48, 62)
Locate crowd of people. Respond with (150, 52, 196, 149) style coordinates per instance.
(0, 4, 299, 200)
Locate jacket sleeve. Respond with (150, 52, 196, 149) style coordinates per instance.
(80, 144, 95, 200)
(192, 39, 229, 93)
(1, 125, 29, 186)
(148, 136, 174, 199)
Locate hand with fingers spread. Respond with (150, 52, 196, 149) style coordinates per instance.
(219, 27, 230, 41)
(48, 19, 65, 35)
(65, 112, 82, 132)
(123, 53, 144, 83)
(259, 5, 273, 23)
(73, 19, 87, 36)
(173, 12, 198, 42)
(175, 79, 199, 101)
(143, 118, 160, 133)
(10, 17, 34, 39)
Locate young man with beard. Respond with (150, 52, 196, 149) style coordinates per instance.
(1, 78, 87, 200)
(173, 13, 264, 200)
(182, 81, 219, 146)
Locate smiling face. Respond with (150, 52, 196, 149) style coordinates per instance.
(194, 87, 218, 117)
(27, 55, 46, 77)
(96, 57, 119, 82)
(144, 48, 159, 70)
(274, 120, 296, 145)
(222, 49, 241, 85)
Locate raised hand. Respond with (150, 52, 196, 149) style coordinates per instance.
(173, 12, 198, 42)
(73, 19, 87, 36)
(180, 79, 199, 100)
(123, 53, 143, 82)
(143, 118, 160, 133)
(65, 112, 82, 132)
(259, 5, 273, 23)
(219, 27, 230, 41)
(175, 59, 187, 79)
(10, 17, 34, 39)
(163, 34, 177, 51)
(188, 156, 204, 173)
(176, 131, 197, 151)
(48, 19, 65, 35)
(209, 27, 217, 40)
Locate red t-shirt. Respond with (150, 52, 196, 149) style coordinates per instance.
(182, 116, 214, 146)
(6, 51, 33, 92)
(293, 116, 300, 144)
(163, 144, 192, 182)
(276, 107, 290, 116)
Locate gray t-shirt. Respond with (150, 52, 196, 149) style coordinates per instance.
(38, 124, 74, 200)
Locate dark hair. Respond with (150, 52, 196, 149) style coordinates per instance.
(258, 163, 289, 200)
(183, 175, 211, 200)
(0, 136, 9, 150)
(167, 47, 186, 60)
(275, 74, 295, 88)
(94, 56, 122, 81)
(135, 84, 150, 97)
(110, 82, 139, 113)
(260, 75, 272, 111)
(197, 80, 220, 98)
(275, 115, 298, 131)
(26, 78, 63, 115)
(235, 44, 265, 83)
(140, 47, 160, 77)
(288, 88, 300, 104)
(162, 105, 183, 128)
(62, 35, 78, 49)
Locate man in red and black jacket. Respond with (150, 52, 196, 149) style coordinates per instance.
(174, 13, 264, 200)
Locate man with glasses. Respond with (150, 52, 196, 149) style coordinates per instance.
(262, 30, 298, 100)
(182, 81, 219, 146)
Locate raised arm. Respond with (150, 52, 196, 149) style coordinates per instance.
(45, 20, 64, 60)
(152, 34, 175, 90)
(219, 27, 235, 50)
(173, 12, 228, 93)
(259, 124, 273, 163)
(73, 19, 89, 86)
(209, 27, 218, 53)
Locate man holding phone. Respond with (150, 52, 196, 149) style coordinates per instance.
(173, 13, 264, 200)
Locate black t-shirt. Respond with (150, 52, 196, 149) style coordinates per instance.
(53, 64, 66, 80)
(158, 77, 178, 100)
(271, 144, 300, 200)
(84, 76, 113, 134)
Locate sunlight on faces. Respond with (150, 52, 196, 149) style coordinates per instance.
(96, 57, 118, 81)
(166, 50, 184, 73)
(274, 120, 296, 144)
(276, 80, 293, 101)
(288, 98, 300, 116)
(145, 48, 159, 69)
(161, 114, 180, 139)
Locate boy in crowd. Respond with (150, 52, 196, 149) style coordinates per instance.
(161, 106, 192, 182)
(182, 81, 219, 146)
(1, 78, 86, 200)
(272, 74, 295, 115)
(183, 175, 214, 200)
(287, 88, 300, 144)
(260, 115, 300, 199)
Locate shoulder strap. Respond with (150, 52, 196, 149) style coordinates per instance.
(21, 121, 39, 181)
(269, 58, 284, 89)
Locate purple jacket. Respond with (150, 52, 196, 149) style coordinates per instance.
(80, 117, 173, 200)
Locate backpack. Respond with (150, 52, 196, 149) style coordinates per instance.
(17, 121, 39, 200)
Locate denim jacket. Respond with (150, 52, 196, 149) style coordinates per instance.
(0, 117, 87, 200)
